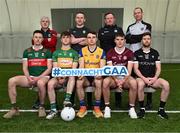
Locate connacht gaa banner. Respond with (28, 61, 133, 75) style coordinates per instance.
(52, 66, 128, 77)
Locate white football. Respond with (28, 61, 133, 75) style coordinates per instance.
(61, 107, 75, 121)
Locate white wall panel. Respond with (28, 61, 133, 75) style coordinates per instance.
(0, 0, 180, 62)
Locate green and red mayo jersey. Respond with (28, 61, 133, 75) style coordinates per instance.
(52, 48, 78, 69)
(23, 47, 52, 76)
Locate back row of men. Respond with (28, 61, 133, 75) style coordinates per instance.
(3, 28, 170, 120)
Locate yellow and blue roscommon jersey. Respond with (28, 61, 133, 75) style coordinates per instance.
(79, 46, 106, 68)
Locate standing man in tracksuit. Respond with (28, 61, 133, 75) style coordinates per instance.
(69, 12, 92, 109)
(98, 12, 124, 109)
(125, 7, 152, 109)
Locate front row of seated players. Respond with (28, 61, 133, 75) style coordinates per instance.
(3, 30, 170, 119)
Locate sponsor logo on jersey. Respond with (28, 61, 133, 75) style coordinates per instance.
(28, 59, 47, 66)
(145, 54, 149, 59)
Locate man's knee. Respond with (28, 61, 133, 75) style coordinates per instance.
(103, 78, 111, 90)
(76, 79, 83, 89)
(8, 77, 17, 88)
(37, 80, 47, 88)
(162, 80, 170, 92)
(128, 78, 137, 90)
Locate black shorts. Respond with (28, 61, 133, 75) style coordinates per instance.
(86, 76, 94, 86)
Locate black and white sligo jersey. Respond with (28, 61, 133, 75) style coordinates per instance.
(125, 21, 152, 44)
(134, 48, 160, 77)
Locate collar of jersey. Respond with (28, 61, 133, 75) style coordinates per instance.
(32, 45, 43, 50)
(114, 46, 125, 55)
(142, 48, 151, 53)
(88, 46, 97, 53)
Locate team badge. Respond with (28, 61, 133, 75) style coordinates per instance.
(123, 56, 127, 60)
(48, 33, 51, 38)
(114, 29, 118, 33)
(73, 30, 76, 33)
(96, 55, 99, 59)
(152, 55, 154, 58)
(42, 53, 45, 56)
(83, 30, 86, 34)
(69, 53, 72, 57)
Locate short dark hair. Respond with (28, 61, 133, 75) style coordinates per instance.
(142, 32, 151, 38)
(33, 30, 43, 36)
(134, 7, 143, 13)
(104, 12, 115, 19)
(87, 31, 97, 37)
(60, 31, 71, 38)
(115, 32, 125, 38)
(75, 11, 86, 18)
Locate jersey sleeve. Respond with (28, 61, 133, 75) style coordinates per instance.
(128, 50, 134, 62)
(106, 50, 112, 64)
(52, 51, 58, 62)
(155, 50, 160, 63)
(22, 49, 28, 60)
(133, 51, 139, 63)
(73, 50, 79, 62)
(46, 49, 52, 60)
(78, 49, 83, 58)
(101, 50, 106, 60)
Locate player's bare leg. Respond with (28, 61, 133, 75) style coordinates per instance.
(151, 78, 170, 119)
(76, 77, 89, 118)
(123, 76, 137, 119)
(37, 77, 49, 117)
(103, 77, 116, 118)
(3, 76, 31, 119)
(93, 77, 103, 118)
(64, 76, 75, 106)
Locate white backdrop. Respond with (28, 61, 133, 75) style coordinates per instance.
(0, 0, 180, 63)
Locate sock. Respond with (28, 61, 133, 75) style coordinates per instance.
(139, 101, 144, 109)
(50, 102, 57, 112)
(159, 101, 166, 109)
(11, 103, 17, 109)
(80, 100, 86, 107)
(129, 104, 135, 109)
(105, 102, 110, 107)
(39, 104, 44, 108)
(94, 100, 101, 107)
(64, 93, 72, 102)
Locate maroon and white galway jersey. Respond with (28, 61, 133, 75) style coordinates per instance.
(107, 47, 134, 67)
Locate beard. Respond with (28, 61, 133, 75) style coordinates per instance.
(143, 43, 150, 48)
